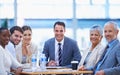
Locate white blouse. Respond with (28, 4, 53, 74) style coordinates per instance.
(0, 45, 21, 75)
(78, 43, 105, 69)
(16, 41, 38, 63)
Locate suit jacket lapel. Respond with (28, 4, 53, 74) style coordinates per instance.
(51, 38, 55, 60)
(101, 39, 119, 65)
(62, 37, 67, 62)
(62, 39, 67, 59)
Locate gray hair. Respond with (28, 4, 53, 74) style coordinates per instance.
(90, 24, 103, 36)
(104, 21, 119, 31)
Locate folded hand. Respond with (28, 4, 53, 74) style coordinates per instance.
(47, 60, 57, 66)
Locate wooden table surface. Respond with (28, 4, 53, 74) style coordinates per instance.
(21, 68, 93, 75)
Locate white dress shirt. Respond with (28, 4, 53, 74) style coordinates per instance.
(0, 45, 21, 75)
(6, 41, 16, 59)
(55, 39, 64, 66)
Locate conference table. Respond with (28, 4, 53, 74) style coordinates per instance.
(20, 66, 93, 75)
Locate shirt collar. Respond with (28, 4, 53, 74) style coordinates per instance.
(108, 39, 117, 47)
(10, 41, 16, 48)
(55, 38, 64, 46)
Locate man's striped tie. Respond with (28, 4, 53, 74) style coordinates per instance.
(58, 43, 62, 66)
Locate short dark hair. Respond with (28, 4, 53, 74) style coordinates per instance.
(10, 26, 23, 35)
(22, 25, 32, 32)
(54, 21, 65, 29)
(0, 27, 8, 34)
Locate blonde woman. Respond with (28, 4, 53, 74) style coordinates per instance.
(16, 25, 38, 64)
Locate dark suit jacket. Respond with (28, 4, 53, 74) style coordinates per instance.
(94, 39, 120, 75)
(43, 36, 81, 68)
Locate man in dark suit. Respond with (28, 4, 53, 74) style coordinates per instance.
(43, 21, 81, 68)
(94, 21, 120, 75)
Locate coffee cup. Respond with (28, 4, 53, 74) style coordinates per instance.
(71, 61, 78, 70)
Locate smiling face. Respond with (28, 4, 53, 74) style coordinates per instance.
(0, 29, 10, 48)
(104, 23, 119, 42)
(23, 30, 32, 45)
(90, 30, 102, 46)
(54, 24, 65, 42)
(10, 30, 23, 45)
